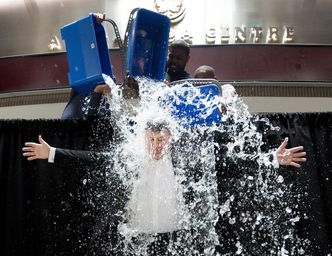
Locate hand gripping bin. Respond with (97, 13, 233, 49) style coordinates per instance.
(61, 14, 113, 93)
(163, 84, 222, 127)
(126, 8, 170, 80)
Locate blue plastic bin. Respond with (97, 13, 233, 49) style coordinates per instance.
(61, 14, 113, 93)
(163, 84, 222, 127)
(126, 8, 170, 80)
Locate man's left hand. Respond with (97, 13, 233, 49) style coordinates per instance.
(276, 137, 307, 168)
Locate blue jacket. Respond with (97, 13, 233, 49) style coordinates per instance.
(61, 89, 103, 119)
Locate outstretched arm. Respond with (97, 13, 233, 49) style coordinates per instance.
(276, 137, 306, 168)
(22, 136, 108, 167)
(22, 135, 50, 160)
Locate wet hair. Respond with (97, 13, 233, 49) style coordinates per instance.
(169, 40, 190, 55)
(145, 120, 170, 133)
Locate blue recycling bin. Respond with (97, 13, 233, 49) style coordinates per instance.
(126, 8, 170, 80)
(163, 84, 222, 127)
(61, 14, 113, 93)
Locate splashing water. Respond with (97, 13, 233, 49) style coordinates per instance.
(213, 86, 311, 255)
(79, 76, 310, 255)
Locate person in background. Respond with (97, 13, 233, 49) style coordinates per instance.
(62, 74, 144, 119)
(194, 65, 217, 80)
(61, 84, 111, 119)
(194, 64, 236, 114)
(165, 40, 191, 82)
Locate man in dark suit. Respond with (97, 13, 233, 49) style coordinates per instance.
(22, 121, 186, 254)
(22, 121, 306, 255)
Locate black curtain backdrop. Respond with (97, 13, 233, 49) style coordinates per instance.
(0, 113, 331, 255)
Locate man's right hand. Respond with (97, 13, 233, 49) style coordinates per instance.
(22, 135, 50, 161)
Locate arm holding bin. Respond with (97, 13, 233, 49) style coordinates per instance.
(60, 9, 171, 117)
(61, 84, 111, 119)
(60, 13, 114, 119)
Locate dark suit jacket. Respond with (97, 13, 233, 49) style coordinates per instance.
(49, 126, 238, 254)
(54, 148, 106, 167)
(51, 147, 127, 255)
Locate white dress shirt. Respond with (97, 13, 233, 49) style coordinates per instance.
(127, 154, 181, 234)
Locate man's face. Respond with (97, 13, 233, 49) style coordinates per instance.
(167, 47, 189, 73)
(146, 129, 171, 160)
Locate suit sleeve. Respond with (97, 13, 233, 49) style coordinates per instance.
(53, 148, 109, 169)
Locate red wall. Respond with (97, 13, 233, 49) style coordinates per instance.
(1, 45, 332, 92)
(189, 45, 332, 81)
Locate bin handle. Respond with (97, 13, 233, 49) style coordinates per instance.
(101, 8, 139, 84)
(104, 18, 125, 81)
